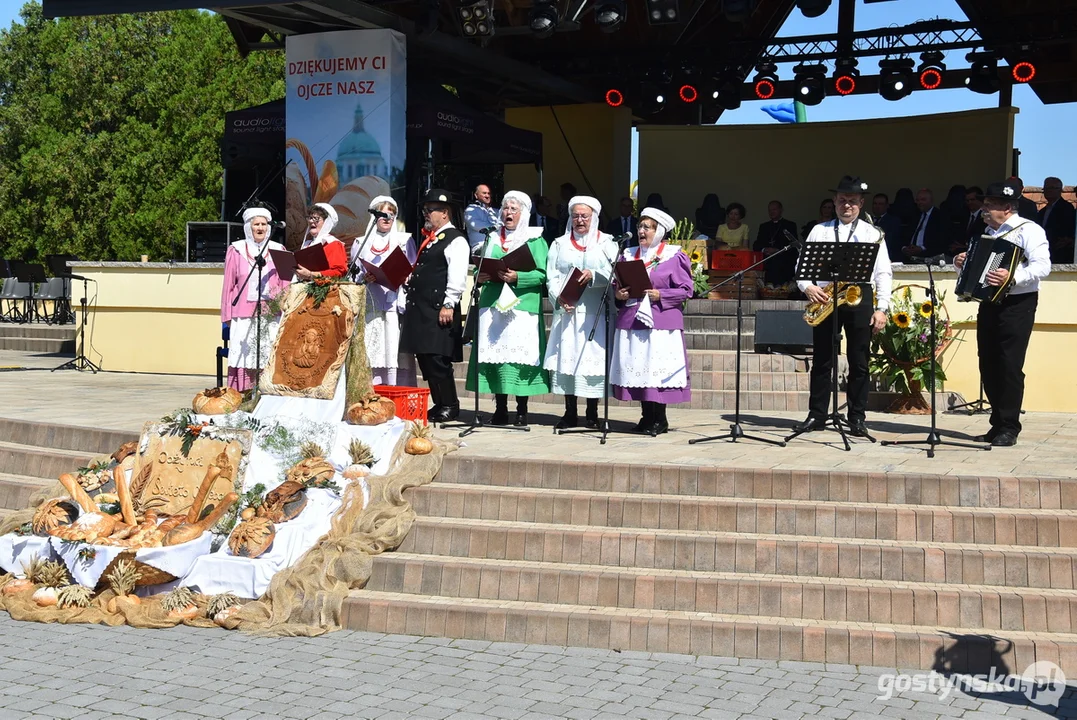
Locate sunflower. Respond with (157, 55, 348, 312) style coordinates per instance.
(893, 312, 911, 329)
(689, 249, 703, 264)
(919, 300, 933, 318)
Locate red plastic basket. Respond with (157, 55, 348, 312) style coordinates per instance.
(373, 385, 430, 425)
(711, 250, 763, 272)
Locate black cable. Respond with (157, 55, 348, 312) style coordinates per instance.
(548, 106, 598, 199)
(84, 280, 102, 366)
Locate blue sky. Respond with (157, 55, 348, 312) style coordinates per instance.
(630, 0, 1076, 187)
(2, 0, 1072, 185)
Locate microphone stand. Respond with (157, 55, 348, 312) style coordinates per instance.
(558, 233, 632, 444)
(348, 213, 383, 280)
(689, 240, 799, 447)
(231, 240, 271, 391)
(881, 260, 991, 457)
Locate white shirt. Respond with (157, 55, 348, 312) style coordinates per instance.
(797, 218, 894, 312)
(985, 214, 1051, 295)
(911, 207, 934, 248)
(464, 202, 500, 250)
(438, 223, 470, 308)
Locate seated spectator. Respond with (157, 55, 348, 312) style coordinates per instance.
(695, 193, 723, 239)
(1011, 177, 1040, 221)
(890, 187, 917, 245)
(1038, 176, 1076, 263)
(801, 198, 835, 242)
(902, 188, 946, 260)
(939, 184, 970, 257)
(753, 200, 798, 286)
(871, 193, 904, 261)
(714, 203, 749, 249)
(956, 186, 986, 256)
(605, 196, 639, 240)
(644, 193, 669, 213)
(531, 195, 560, 243)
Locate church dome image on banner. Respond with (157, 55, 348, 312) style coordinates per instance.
(337, 102, 387, 182)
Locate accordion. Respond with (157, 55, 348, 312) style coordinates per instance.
(955, 234, 1025, 303)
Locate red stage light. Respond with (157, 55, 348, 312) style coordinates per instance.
(834, 74, 856, 96)
(605, 88, 624, 107)
(679, 84, 698, 103)
(919, 68, 943, 90)
(754, 79, 775, 100)
(1012, 61, 1036, 83)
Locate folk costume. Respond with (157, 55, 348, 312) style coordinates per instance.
(465, 191, 551, 426)
(967, 179, 1051, 445)
(795, 176, 893, 435)
(351, 195, 418, 387)
(220, 207, 289, 392)
(543, 196, 619, 429)
(400, 189, 469, 423)
(299, 202, 349, 278)
(611, 208, 693, 434)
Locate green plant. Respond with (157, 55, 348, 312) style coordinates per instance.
(668, 218, 697, 243)
(870, 285, 954, 394)
(305, 277, 343, 308)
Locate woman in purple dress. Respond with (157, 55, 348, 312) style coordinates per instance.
(611, 207, 693, 435)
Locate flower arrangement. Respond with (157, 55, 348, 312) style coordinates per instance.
(687, 248, 710, 298)
(305, 276, 343, 308)
(669, 218, 697, 242)
(870, 285, 954, 409)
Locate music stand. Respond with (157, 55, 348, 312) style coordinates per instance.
(46, 254, 77, 325)
(784, 241, 878, 451)
(14, 262, 46, 324)
(881, 261, 990, 458)
(948, 381, 991, 415)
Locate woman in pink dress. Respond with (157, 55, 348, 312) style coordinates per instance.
(220, 207, 290, 391)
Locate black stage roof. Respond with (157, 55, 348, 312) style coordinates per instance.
(43, 0, 1077, 121)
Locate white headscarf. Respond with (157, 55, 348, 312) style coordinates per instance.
(302, 202, 339, 248)
(565, 195, 602, 247)
(634, 207, 680, 265)
(495, 191, 537, 250)
(238, 207, 274, 301)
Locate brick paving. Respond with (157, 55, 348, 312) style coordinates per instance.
(0, 615, 1073, 719)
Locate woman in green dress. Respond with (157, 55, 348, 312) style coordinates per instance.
(465, 191, 551, 426)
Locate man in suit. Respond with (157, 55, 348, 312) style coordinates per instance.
(605, 196, 638, 244)
(1012, 177, 1040, 222)
(871, 193, 904, 260)
(952, 186, 987, 256)
(903, 188, 946, 260)
(753, 200, 799, 285)
(1038, 177, 1075, 263)
(530, 195, 559, 243)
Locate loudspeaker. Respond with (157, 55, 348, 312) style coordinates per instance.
(186, 222, 244, 263)
(754, 309, 813, 353)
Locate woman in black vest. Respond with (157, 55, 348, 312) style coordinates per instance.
(400, 189, 469, 423)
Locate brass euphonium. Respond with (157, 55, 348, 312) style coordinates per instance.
(803, 282, 863, 326)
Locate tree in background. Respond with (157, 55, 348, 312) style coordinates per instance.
(0, 3, 284, 262)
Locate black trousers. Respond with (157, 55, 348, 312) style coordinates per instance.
(416, 353, 458, 408)
(977, 292, 1037, 436)
(808, 285, 873, 423)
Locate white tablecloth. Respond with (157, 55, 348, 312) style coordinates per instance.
(0, 535, 53, 577)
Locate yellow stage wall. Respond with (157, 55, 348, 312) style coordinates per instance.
(72, 261, 1077, 412)
(504, 103, 633, 220)
(638, 108, 1017, 233)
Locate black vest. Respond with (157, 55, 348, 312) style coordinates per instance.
(400, 227, 465, 358)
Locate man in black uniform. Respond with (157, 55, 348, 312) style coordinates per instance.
(753, 200, 799, 287)
(400, 189, 470, 423)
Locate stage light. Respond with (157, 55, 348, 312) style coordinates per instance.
(753, 62, 778, 100)
(917, 50, 945, 90)
(706, 76, 742, 111)
(641, 81, 667, 114)
(796, 0, 831, 18)
(724, 0, 755, 22)
(833, 57, 858, 96)
(646, 0, 679, 25)
(529, 0, 558, 38)
(879, 58, 914, 101)
(793, 63, 827, 105)
(605, 88, 624, 107)
(457, 0, 495, 37)
(965, 51, 1000, 94)
(1012, 61, 1036, 83)
(595, 1, 626, 32)
(679, 84, 698, 103)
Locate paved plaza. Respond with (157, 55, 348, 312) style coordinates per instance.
(0, 614, 1073, 720)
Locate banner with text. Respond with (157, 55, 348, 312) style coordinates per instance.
(284, 29, 406, 249)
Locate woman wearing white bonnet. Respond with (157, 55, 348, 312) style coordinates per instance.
(543, 195, 618, 429)
(295, 202, 349, 280)
(220, 206, 290, 391)
(352, 195, 418, 386)
(465, 190, 550, 426)
(611, 206, 693, 435)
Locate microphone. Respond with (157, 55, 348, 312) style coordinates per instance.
(915, 253, 947, 267)
(368, 209, 390, 220)
(781, 229, 803, 250)
(270, 220, 286, 230)
(478, 226, 499, 235)
(612, 233, 634, 245)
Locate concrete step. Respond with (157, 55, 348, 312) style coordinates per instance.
(534, 298, 804, 315)
(0, 440, 95, 485)
(0, 472, 57, 512)
(342, 589, 1077, 673)
(0, 323, 77, 340)
(369, 553, 1077, 632)
(408, 483, 1077, 548)
(686, 350, 809, 373)
(397, 517, 1077, 590)
(0, 337, 75, 353)
(436, 456, 1074, 510)
(0, 418, 135, 455)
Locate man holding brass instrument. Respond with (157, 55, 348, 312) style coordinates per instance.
(795, 176, 893, 438)
(954, 179, 1050, 447)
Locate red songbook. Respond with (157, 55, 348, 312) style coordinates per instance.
(268, 249, 297, 281)
(470, 243, 536, 275)
(294, 243, 330, 272)
(614, 259, 653, 300)
(360, 247, 413, 291)
(557, 268, 587, 307)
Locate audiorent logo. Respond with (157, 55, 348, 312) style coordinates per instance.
(878, 662, 1066, 707)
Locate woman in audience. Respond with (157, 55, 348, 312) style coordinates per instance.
(611, 207, 693, 435)
(695, 193, 723, 239)
(714, 202, 749, 249)
(801, 198, 835, 241)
